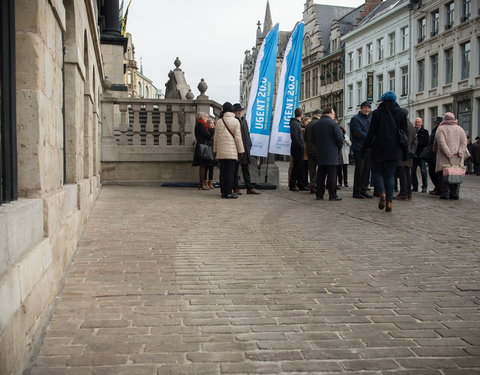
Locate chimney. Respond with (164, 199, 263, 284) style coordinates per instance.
(363, 0, 381, 16)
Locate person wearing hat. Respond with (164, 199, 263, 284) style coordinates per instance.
(411, 117, 429, 193)
(304, 109, 322, 193)
(213, 102, 245, 199)
(424, 116, 444, 195)
(361, 91, 408, 212)
(350, 101, 373, 199)
(289, 108, 307, 191)
(232, 103, 260, 195)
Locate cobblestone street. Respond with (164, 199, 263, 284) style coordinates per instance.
(30, 163, 480, 374)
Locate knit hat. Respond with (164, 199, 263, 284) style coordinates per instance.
(380, 91, 397, 102)
(443, 112, 456, 121)
(222, 102, 234, 113)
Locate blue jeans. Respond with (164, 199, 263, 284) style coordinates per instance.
(372, 160, 398, 201)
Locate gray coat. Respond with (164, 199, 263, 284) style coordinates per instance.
(397, 120, 418, 167)
(311, 115, 344, 166)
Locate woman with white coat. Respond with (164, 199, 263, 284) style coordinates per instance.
(338, 126, 352, 187)
(213, 102, 245, 199)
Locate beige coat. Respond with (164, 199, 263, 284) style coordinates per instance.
(213, 112, 244, 160)
(433, 120, 468, 172)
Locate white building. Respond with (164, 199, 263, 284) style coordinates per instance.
(411, 0, 480, 137)
(343, 0, 410, 128)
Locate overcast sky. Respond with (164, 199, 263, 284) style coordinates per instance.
(127, 0, 365, 104)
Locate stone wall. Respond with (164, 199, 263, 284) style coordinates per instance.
(0, 0, 103, 373)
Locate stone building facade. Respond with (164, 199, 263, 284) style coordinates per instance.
(0, 0, 125, 373)
(300, 0, 381, 122)
(124, 33, 162, 99)
(411, 0, 480, 136)
(343, 0, 410, 127)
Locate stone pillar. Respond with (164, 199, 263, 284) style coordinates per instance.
(103, 0, 121, 35)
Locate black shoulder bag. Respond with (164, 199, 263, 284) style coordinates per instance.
(387, 110, 408, 147)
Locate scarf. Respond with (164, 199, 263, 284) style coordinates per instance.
(198, 118, 209, 131)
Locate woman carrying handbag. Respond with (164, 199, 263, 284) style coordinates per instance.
(192, 112, 215, 190)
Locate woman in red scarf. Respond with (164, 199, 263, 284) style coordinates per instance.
(192, 112, 215, 190)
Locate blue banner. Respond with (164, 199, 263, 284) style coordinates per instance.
(270, 22, 304, 156)
(246, 24, 279, 157)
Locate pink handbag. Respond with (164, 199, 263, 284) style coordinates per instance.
(442, 163, 466, 184)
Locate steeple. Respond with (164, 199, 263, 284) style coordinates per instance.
(263, 0, 273, 36)
(256, 20, 262, 46)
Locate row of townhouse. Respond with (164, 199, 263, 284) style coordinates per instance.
(343, 0, 480, 137)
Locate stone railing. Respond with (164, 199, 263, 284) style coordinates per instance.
(101, 95, 222, 183)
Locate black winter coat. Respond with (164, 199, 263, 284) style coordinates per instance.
(362, 101, 407, 162)
(311, 115, 344, 166)
(236, 116, 252, 165)
(193, 121, 214, 167)
(415, 127, 429, 156)
(290, 118, 304, 156)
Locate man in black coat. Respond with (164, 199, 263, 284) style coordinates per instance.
(311, 108, 344, 201)
(289, 108, 307, 191)
(411, 117, 429, 193)
(304, 109, 321, 193)
(233, 103, 260, 195)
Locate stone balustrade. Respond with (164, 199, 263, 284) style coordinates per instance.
(101, 96, 222, 183)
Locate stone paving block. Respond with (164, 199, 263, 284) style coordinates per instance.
(27, 179, 480, 374)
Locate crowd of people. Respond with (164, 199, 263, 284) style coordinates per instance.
(288, 90, 479, 212)
(192, 93, 480, 208)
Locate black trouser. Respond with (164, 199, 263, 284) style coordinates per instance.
(396, 165, 412, 197)
(219, 159, 236, 196)
(412, 157, 428, 190)
(437, 171, 460, 198)
(428, 161, 440, 192)
(316, 165, 337, 199)
(289, 149, 305, 188)
(337, 164, 348, 185)
(353, 150, 370, 195)
(302, 160, 309, 187)
(307, 155, 317, 187)
(233, 162, 254, 190)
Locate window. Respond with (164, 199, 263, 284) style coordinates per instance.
(388, 32, 396, 56)
(388, 70, 395, 91)
(366, 43, 373, 64)
(312, 68, 318, 96)
(305, 71, 311, 98)
(443, 103, 453, 114)
(430, 54, 438, 88)
(431, 9, 439, 36)
(418, 17, 426, 42)
(445, 2, 454, 29)
(418, 59, 425, 92)
(429, 107, 438, 124)
(400, 26, 409, 50)
(377, 38, 384, 60)
(357, 48, 363, 68)
(348, 84, 353, 108)
(416, 109, 425, 122)
(301, 73, 305, 100)
(461, 41, 471, 79)
(401, 66, 408, 96)
(377, 74, 383, 100)
(356, 81, 363, 104)
(347, 52, 353, 72)
(462, 0, 471, 21)
(445, 48, 453, 84)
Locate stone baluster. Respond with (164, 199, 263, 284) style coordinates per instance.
(172, 134, 180, 146)
(145, 103, 154, 146)
(159, 134, 167, 146)
(132, 103, 141, 145)
(171, 105, 180, 133)
(184, 105, 196, 146)
(118, 103, 128, 145)
(158, 104, 167, 133)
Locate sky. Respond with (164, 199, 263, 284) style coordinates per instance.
(127, 0, 365, 104)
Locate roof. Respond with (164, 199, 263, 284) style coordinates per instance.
(314, 4, 355, 47)
(358, 0, 407, 26)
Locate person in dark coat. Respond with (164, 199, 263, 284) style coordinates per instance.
(411, 117, 429, 192)
(192, 112, 215, 190)
(472, 136, 480, 175)
(289, 108, 307, 191)
(350, 101, 373, 199)
(304, 110, 321, 193)
(361, 91, 407, 212)
(395, 110, 417, 200)
(311, 108, 344, 201)
(425, 117, 443, 195)
(232, 103, 260, 195)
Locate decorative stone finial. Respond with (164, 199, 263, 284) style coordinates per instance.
(197, 78, 208, 96)
(186, 89, 194, 100)
(174, 57, 181, 70)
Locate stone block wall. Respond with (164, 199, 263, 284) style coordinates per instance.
(0, 1, 104, 374)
